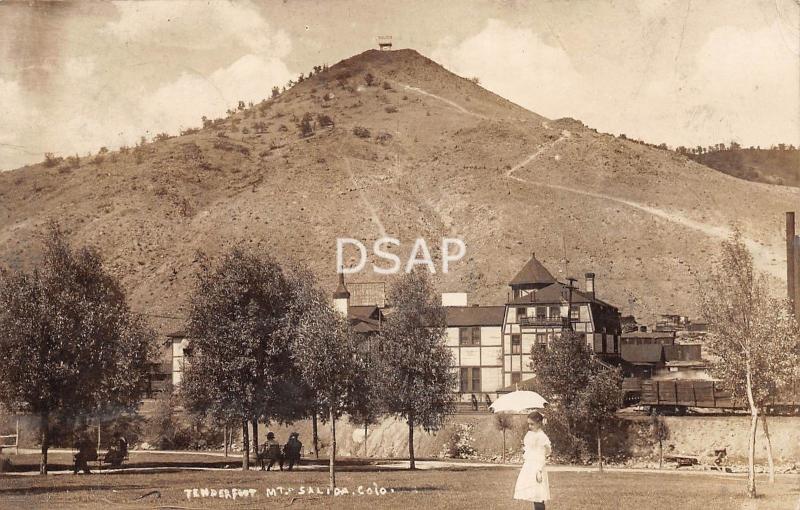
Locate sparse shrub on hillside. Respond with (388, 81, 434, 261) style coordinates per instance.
(242, 127, 250, 135)
(212, 139, 250, 156)
(133, 148, 144, 165)
(202, 116, 212, 128)
(323, 92, 335, 101)
(335, 71, 351, 87)
(278, 124, 288, 132)
(375, 131, 393, 144)
(180, 127, 200, 136)
(385, 105, 398, 114)
(382, 81, 392, 90)
(299, 113, 314, 137)
(120, 145, 129, 154)
(154, 132, 171, 142)
(67, 154, 81, 168)
(469, 76, 481, 85)
(317, 114, 334, 128)
(271, 86, 280, 99)
(98, 146, 109, 154)
(237, 100, 246, 111)
(253, 121, 268, 133)
(43, 152, 63, 168)
(93, 154, 104, 165)
(243, 110, 252, 119)
(364, 72, 375, 86)
(217, 131, 227, 138)
(226, 109, 235, 116)
(139, 135, 148, 147)
(297, 72, 304, 83)
(353, 126, 370, 139)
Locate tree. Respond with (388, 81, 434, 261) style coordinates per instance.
(180, 248, 295, 471)
(649, 411, 669, 469)
(0, 223, 156, 474)
(530, 330, 592, 460)
(374, 270, 456, 469)
(347, 345, 384, 458)
(494, 414, 513, 462)
(299, 113, 314, 138)
(271, 86, 280, 99)
(696, 232, 800, 496)
(288, 270, 363, 490)
(576, 366, 623, 472)
(364, 72, 375, 87)
(530, 329, 621, 466)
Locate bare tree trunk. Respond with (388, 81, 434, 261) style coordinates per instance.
(329, 407, 336, 491)
(312, 411, 319, 459)
(408, 416, 416, 470)
(502, 429, 506, 463)
(241, 419, 250, 471)
(597, 422, 603, 473)
(251, 418, 259, 461)
(39, 411, 49, 475)
(364, 422, 368, 458)
(224, 424, 228, 457)
(745, 364, 758, 498)
(761, 413, 775, 484)
(658, 438, 663, 469)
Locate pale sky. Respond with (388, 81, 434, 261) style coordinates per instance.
(1, 0, 798, 171)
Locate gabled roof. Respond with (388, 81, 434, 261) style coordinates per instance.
(445, 306, 505, 327)
(507, 283, 605, 306)
(509, 253, 557, 287)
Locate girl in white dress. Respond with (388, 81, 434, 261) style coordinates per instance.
(514, 411, 551, 510)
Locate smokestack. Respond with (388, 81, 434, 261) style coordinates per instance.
(585, 272, 596, 299)
(788, 212, 797, 317)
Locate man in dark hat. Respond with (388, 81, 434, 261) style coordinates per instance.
(281, 432, 303, 471)
(260, 432, 283, 471)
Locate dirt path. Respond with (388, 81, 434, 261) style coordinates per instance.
(506, 125, 782, 278)
(401, 84, 487, 120)
(341, 152, 388, 239)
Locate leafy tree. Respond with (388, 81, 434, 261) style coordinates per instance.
(288, 270, 363, 490)
(271, 86, 280, 99)
(299, 113, 314, 138)
(697, 232, 800, 495)
(180, 248, 294, 470)
(0, 223, 156, 474)
(375, 270, 456, 469)
(576, 366, 622, 472)
(530, 329, 621, 467)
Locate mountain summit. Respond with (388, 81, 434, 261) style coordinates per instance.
(0, 49, 793, 325)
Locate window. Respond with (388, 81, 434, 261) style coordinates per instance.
(511, 372, 521, 384)
(602, 333, 607, 353)
(613, 335, 619, 353)
(549, 306, 560, 317)
(459, 327, 481, 346)
(511, 334, 522, 354)
(536, 333, 547, 346)
(460, 367, 481, 392)
(516, 307, 527, 320)
(535, 306, 547, 319)
(570, 305, 580, 319)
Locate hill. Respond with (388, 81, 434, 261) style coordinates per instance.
(0, 49, 796, 330)
(685, 147, 800, 187)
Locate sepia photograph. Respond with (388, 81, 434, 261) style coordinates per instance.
(0, 1, 799, 508)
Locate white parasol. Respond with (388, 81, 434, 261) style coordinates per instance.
(489, 391, 548, 414)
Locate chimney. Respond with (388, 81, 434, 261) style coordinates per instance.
(788, 212, 798, 319)
(333, 272, 350, 317)
(585, 272, 596, 299)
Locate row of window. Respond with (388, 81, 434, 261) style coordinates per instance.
(515, 306, 580, 320)
(460, 367, 522, 392)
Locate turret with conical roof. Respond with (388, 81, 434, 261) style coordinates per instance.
(509, 252, 556, 289)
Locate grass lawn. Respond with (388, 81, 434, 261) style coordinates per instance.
(2, 454, 799, 510)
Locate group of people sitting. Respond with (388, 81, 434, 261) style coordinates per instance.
(73, 432, 128, 474)
(471, 393, 493, 411)
(259, 431, 302, 471)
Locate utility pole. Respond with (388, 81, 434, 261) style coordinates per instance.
(566, 277, 577, 332)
